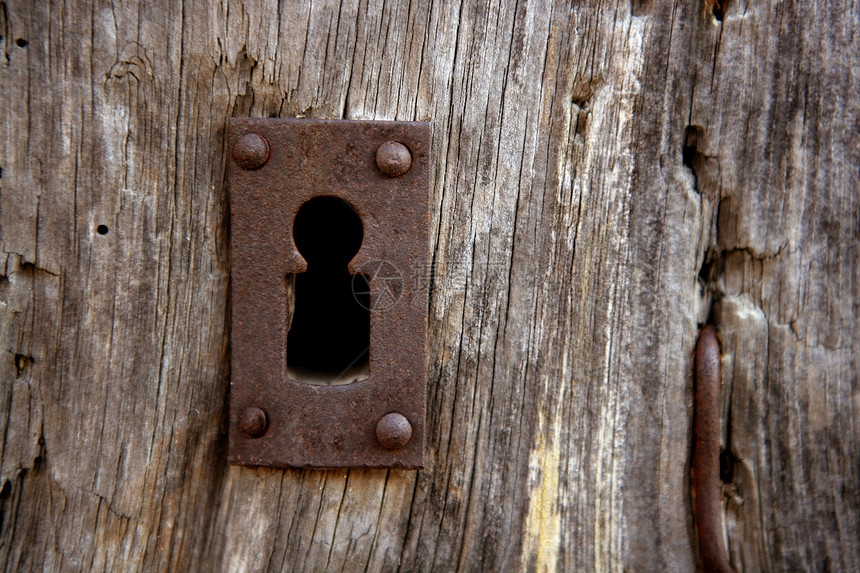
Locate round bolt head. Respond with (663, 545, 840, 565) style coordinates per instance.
(375, 141, 412, 177)
(239, 406, 268, 438)
(233, 133, 270, 170)
(376, 412, 412, 450)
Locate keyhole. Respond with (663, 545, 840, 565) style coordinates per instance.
(287, 196, 370, 385)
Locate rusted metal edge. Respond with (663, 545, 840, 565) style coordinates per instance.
(692, 326, 733, 573)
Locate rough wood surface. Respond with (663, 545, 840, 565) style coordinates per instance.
(0, 0, 857, 571)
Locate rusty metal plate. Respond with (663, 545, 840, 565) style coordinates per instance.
(227, 118, 429, 469)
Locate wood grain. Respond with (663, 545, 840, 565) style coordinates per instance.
(0, 0, 856, 570)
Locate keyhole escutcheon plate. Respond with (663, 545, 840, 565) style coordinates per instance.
(228, 118, 429, 469)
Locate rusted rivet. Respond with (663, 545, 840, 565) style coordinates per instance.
(233, 133, 270, 170)
(376, 412, 412, 449)
(375, 141, 412, 177)
(693, 326, 733, 573)
(239, 406, 268, 438)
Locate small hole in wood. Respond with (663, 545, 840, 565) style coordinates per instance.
(97, 225, 109, 235)
(15, 38, 28, 48)
(711, 0, 727, 21)
(682, 126, 701, 170)
(630, 0, 649, 17)
(719, 448, 737, 482)
(14, 354, 34, 378)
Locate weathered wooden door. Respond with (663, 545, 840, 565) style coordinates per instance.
(1, 0, 857, 570)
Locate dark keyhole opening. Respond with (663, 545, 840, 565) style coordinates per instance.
(287, 196, 370, 385)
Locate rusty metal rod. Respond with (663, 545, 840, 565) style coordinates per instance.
(693, 326, 733, 573)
